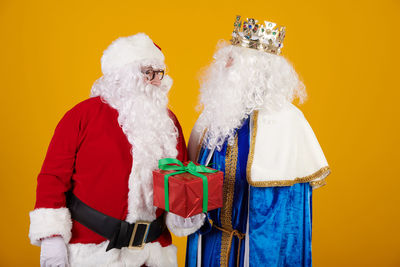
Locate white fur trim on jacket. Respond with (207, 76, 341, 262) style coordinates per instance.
(68, 241, 177, 267)
(29, 207, 72, 246)
(101, 33, 165, 75)
(166, 212, 205, 237)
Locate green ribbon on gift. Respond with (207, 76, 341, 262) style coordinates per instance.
(158, 158, 217, 213)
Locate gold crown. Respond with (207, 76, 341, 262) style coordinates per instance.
(230, 15, 286, 55)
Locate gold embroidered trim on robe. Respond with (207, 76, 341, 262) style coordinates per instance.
(246, 110, 330, 188)
(310, 177, 327, 188)
(220, 135, 238, 267)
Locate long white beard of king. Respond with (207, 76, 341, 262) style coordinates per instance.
(91, 64, 178, 222)
(198, 43, 307, 151)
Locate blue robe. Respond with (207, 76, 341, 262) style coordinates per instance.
(186, 117, 313, 267)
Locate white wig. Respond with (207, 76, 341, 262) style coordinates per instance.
(198, 42, 306, 150)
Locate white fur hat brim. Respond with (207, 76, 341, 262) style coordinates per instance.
(101, 33, 165, 75)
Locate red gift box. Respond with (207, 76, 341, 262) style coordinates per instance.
(153, 161, 223, 218)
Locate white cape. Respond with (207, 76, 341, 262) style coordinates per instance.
(248, 103, 330, 189)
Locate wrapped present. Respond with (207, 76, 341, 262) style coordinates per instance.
(153, 158, 223, 218)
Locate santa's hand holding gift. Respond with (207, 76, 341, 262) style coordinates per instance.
(153, 158, 223, 236)
(29, 33, 200, 267)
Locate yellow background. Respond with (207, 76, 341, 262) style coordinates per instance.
(1, 0, 399, 266)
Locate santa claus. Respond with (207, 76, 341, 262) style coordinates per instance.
(29, 33, 203, 267)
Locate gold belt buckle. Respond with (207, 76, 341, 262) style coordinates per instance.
(128, 221, 150, 249)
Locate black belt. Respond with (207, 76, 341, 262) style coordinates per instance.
(67, 193, 165, 251)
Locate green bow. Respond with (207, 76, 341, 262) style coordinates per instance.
(158, 158, 217, 213)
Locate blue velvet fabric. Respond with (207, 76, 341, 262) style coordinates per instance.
(186, 117, 313, 267)
(186, 118, 250, 267)
(249, 184, 313, 266)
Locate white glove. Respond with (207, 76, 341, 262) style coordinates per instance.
(40, 236, 69, 267)
(166, 212, 206, 237)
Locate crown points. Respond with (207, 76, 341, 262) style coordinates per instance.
(230, 15, 286, 55)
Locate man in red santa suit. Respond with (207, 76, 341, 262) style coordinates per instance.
(28, 33, 204, 267)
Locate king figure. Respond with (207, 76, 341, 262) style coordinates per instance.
(185, 16, 331, 267)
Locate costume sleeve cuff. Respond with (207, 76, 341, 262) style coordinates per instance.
(166, 212, 205, 237)
(29, 207, 72, 246)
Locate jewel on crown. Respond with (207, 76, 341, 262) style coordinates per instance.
(231, 15, 286, 55)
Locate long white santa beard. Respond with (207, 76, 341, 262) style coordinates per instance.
(91, 74, 178, 222)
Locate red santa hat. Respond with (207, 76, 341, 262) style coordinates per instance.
(101, 33, 165, 75)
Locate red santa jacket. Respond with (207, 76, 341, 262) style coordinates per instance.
(30, 96, 187, 246)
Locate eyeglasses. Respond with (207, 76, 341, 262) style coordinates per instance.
(141, 68, 165, 81)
